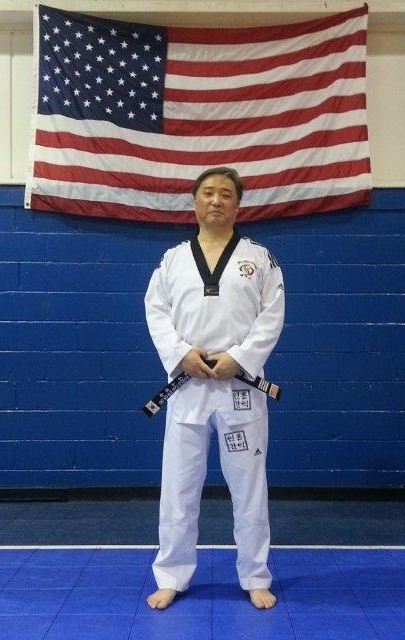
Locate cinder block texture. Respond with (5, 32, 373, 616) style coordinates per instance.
(0, 187, 403, 488)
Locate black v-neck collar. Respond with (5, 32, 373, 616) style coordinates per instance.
(190, 230, 241, 288)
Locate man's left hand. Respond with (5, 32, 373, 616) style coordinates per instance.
(205, 353, 240, 379)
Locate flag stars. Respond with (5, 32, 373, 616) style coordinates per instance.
(38, 11, 165, 129)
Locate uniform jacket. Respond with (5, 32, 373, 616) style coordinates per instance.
(145, 232, 285, 425)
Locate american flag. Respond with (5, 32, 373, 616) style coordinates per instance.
(25, 3, 371, 223)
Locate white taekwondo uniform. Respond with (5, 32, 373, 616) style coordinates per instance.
(145, 231, 284, 593)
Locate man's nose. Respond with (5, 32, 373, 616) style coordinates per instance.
(211, 193, 220, 205)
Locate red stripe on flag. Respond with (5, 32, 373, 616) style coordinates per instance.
(33, 157, 370, 193)
(33, 162, 191, 193)
(164, 94, 366, 136)
(242, 158, 371, 190)
(30, 194, 196, 223)
(164, 62, 366, 103)
(168, 6, 368, 45)
(167, 31, 367, 78)
(35, 125, 368, 165)
(236, 189, 372, 222)
(30, 188, 371, 225)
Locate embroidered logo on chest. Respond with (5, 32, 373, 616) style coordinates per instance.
(238, 260, 257, 278)
(232, 389, 251, 410)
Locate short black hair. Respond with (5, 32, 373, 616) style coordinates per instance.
(192, 167, 243, 203)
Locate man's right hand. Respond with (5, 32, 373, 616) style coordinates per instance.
(180, 347, 218, 379)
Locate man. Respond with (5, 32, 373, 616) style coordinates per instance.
(144, 167, 285, 610)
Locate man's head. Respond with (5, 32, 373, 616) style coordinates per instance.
(192, 167, 243, 203)
(192, 167, 243, 232)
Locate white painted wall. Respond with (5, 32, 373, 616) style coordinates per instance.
(0, 2, 404, 185)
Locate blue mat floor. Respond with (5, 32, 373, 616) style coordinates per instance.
(0, 495, 404, 638)
(0, 546, 404, 640)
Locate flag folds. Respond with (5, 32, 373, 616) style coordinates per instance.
(25, 4, 371, 223)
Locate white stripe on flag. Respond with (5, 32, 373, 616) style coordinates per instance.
(166, 45, 366, 91)
(35, 109, 368, 152)
(32, 141, 370, 179)
(168, 15, 366, 62)
(164, 77, 366, 121)
(32, 173, 371, 210)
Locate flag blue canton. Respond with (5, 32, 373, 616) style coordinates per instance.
(38, 4, 167, 133)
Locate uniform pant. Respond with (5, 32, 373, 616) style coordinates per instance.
(152, 405, 272, 592)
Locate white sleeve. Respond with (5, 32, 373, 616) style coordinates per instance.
(227, 254, 285, 379)
(144, 255, 192, 378)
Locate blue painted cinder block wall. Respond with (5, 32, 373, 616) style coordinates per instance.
(0, 186, 404, 488)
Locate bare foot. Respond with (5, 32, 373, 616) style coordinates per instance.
(249, 588, 277, 609)
(147, 588, 177, 610)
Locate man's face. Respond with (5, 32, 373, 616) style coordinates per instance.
(194, 174, 239, 230)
